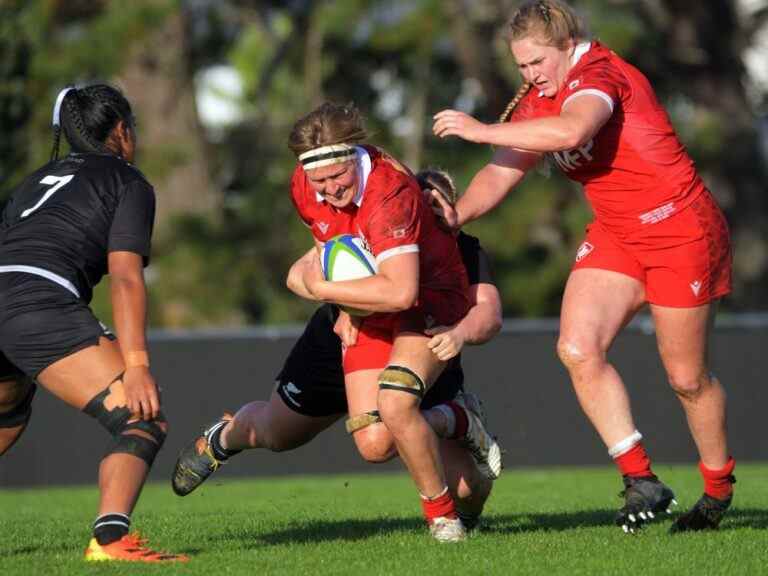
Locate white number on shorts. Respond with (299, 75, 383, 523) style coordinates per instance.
(21, 174, 75, 218)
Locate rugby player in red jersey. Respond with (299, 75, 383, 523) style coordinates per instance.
(172, 103, 502, 541)
(432, 0, 734, 533)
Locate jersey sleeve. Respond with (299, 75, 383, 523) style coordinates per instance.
(108, 178, 156, 263)
(364, 184, 420, 265)
(290, 166, 313, 228)
(457, 232, 495, 286)
(561, 60, 628, 114)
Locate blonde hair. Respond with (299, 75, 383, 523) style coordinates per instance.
(509, 0, 584, 49)
(499, 1, 584, 122)
(288, 102, 368, 157)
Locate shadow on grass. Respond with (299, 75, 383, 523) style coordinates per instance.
(720, 508, 768, 530)
(219, 506, 768, 547)
(214, 509, 618, 547)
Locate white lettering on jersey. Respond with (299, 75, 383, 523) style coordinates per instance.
(639, 202, 676, 225)
(575, 241, 594, 262)
(552, 140, 594, 172)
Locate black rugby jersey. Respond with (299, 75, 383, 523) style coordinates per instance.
(457, 231, 494, 286)
(0, 152, 155, 303)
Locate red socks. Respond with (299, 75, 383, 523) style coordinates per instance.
(421, 488, 457, 523)
(701, 457, 736, 500)
(614, 442, 654, 478)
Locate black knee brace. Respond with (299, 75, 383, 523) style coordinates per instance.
(378, 365, 425, 398)
(0, 381, 36, 429)
(83, 384, 166, 466)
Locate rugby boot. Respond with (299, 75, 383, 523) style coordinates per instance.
(616, 474, 677, 533)
(429, 516, 466, 543)
(455, 392, 503, 480)
(670, 493, 732, 533)
(85, 533, 188, 563)
(172, 414, 233, 496)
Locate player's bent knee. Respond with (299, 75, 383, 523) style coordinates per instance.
(83, 385, 166, 466)
(556, 337, 597, 370)
(667, 369, 709, 399)
(352, 423, 396, 463)
(0, 381, 36, 429)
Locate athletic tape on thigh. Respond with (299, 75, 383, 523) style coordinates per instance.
(0, 381, 37, 428)
(345, 410, 381, 434)
(378, 366, 425, 398)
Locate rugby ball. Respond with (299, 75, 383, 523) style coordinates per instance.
(321, 234, 377, 316)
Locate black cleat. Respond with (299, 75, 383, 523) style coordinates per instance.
(171, 415, 232, 496)
(670, 493, 732, 533)
(616, 475, 677, 533)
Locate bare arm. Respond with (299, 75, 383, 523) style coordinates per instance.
(286, 244, 323, 300)
(452, 147, 540, 228)
(109, 251, 158, 420)
(426, 282, 502, 361)
(433, 94, 612, 152)
(308, 251, 419, 313)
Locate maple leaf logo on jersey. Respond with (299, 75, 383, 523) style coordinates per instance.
(575, 241, 594, 262)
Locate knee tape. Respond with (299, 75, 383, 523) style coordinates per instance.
(378, 366, 425, 398)
(83, 385, 166, 466)
(0, 381, 37, 429)
(345, 410, 382, 434)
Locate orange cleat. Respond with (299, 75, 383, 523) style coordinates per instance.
(84, 533, 188, 563)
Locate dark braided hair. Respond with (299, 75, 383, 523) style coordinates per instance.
(416, 168, 458, 207)
(51, 84, 134, 161)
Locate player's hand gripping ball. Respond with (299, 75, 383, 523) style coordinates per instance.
(321, 234, 377, 317)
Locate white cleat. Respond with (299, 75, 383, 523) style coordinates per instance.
(429, 516, 466, 543)
(455, 393, 503, 480)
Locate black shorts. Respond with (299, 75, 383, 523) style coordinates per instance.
(275, 304, 464, 417)
(0, 272, 115, 379)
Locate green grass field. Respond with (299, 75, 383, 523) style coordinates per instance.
(2, 464, 767, 575)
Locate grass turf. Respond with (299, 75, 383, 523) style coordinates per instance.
(1, 464, 767, 575)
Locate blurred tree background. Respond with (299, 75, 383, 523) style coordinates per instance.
(1, 0, 766, 327)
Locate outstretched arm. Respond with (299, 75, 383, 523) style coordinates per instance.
(433, 94, 612, 152)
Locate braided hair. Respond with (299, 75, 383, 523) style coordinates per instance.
(50, 84, 134, 161)
(416, 168, 458, 207)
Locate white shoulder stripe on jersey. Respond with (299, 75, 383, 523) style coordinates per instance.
(0, 265, 80, 298)
(375, 244, 419, 265)
(562, 89, 614, 114)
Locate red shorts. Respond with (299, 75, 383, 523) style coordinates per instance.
(572, 191, 732, 307)
(342, 289, 469, 374)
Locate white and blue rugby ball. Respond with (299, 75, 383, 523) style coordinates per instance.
(321, 234, 377, 316)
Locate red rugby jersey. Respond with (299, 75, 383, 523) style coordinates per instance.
(290, 145, 469, 321)
(511, 41, 706, 235)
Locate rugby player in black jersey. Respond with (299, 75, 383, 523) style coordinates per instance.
(173, 169, 503, 534)
(0, 84, 186, 562)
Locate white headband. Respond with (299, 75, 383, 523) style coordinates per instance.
(298, 144, 356, 170)
(52, 86, 76, 127)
